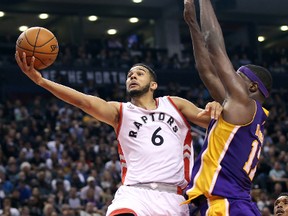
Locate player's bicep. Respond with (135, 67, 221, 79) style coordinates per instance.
(193, 43, 226, 103)
(171, 97, 210, 128)
(80, 96, 120, 127)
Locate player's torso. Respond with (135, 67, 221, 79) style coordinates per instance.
(190, 101, 268, 199)
(117, 96, 192, 187)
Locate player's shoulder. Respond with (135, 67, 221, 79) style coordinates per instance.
(108, 101, 122, 111)
(165, 95, 182, 101)
(158, 95, 179, 104)
(168, 96, 191, 104)
(108, 101, 121, 105)
(164, 96, 195, 111)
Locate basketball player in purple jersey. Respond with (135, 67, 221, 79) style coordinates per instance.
(183, 0, 273, 215)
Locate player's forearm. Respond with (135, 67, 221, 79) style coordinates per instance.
(200, 0, 226, 54)
(40, 78, 90, 109)
(184, 0, 225, 102)
(199, 0, 238, 97)
(184, 0, 214, 77)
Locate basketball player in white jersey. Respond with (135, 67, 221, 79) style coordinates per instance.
(15, 52, 223, 216)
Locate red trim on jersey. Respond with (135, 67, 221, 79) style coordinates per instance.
(115, 103, 127, 184)
(155, 97, 159, 108)
(177, 186, 183, 195)
(166, 96, 191, 129)
(167, 96, 193, 189)
(118, 143, 127, 184)
(184, 131, 192, 182)
(109, 208, 137, 216)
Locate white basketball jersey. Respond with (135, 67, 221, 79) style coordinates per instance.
(116, 96, 193, 189)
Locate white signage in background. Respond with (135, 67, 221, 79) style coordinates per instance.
(41, 69, 127, 85)
(42, 70, 57, 81)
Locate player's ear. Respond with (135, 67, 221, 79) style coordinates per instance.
(150, 81, 158, 90)
(249, 82, 258, 93)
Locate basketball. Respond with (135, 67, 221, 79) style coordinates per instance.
(16, 27, 59, 70)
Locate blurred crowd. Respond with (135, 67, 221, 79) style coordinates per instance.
(0, 34, 288, 73)
(0, 34, 287, 216)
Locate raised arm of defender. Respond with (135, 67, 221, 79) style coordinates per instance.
(199, 0, 251, 103)
(184, 0, 256, 125)
(199, 0, 257, 124)
(184, 0, 225, 103)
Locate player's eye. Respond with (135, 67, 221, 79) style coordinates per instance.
(127, 72, 132, 78)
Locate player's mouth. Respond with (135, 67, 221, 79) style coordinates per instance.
(275, 209, 284, 215)
(129, 82, 139, 88)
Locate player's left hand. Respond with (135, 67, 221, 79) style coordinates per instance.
(15, 51, 43, 85)
(197, 101, 223, 119)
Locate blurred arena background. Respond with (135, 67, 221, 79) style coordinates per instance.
(0, 0, 287, 215)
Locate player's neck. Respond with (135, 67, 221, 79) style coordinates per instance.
(250, 93, 264, 104)
(131, 96, 157, 110)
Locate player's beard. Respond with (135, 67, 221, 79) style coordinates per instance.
(127, 83, 150, 98)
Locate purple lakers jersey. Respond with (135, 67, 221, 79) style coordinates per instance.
(186, 100, 268, 201)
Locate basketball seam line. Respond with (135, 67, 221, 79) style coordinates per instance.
(15, 45, 58, 55)
(33, 28, 41, 56)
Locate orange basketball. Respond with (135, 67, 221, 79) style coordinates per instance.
(16, 27, 59, 70)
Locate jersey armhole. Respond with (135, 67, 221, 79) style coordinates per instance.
(167, 96, 191, 129)
(115, 102, 123, 137)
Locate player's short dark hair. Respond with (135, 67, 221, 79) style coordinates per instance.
(245, 64, 273, 94)
(277, 193, 288, 198)
(132, 63, 157, 82)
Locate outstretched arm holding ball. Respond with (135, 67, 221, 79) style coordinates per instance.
(15, 51, 121, 128)
(16, 27, 59, 70)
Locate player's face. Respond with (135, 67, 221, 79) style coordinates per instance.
(274, 196, 288, 216)
(126, 66, 154, 97)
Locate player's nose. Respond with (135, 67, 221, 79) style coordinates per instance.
(277, 203, 283, 209)
(130, 73, 137, 79)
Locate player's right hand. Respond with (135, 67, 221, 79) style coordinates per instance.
(183, 0, 195, 23)
(15, 51, 43, 85)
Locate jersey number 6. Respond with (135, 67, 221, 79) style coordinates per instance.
(151, 127, 164, 146)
